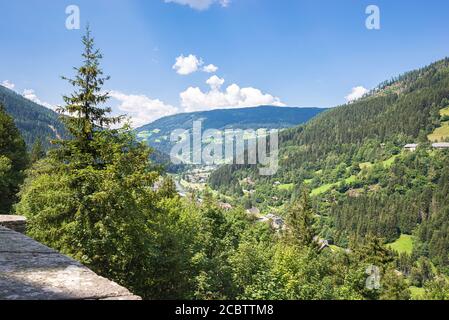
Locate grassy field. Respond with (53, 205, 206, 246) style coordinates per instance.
(428, 107, 449, 141)
(360, 155, 398, 170)
(428, 121, 449, 142)
(303, 179, 313, 185)
(310, 175, 357, 196)
(409, 286, 425, 300)
(387, 234, 414, 255)
(440, 106, 449, 117)
(345, 175, 357, 184)
(383, 155, 399, 168)
(310, 183, 335, 196)
(329, 245, 345, 253)
(277, 183, 294, 191)
(359, 162, 372, 170)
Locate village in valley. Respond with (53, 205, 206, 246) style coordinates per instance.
(165, 165, 287, 231)
(164, 141, 449, 236)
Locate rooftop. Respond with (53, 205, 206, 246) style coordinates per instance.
(432, 142, 449, 148)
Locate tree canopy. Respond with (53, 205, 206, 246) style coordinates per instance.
(0, 103, 27, 214)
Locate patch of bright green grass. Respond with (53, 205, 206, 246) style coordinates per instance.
(428, 121, 449, 142)
(387, 234, 414, 255)
(409, 286, 425, 300)
(310, 175, 357, 196)
(277, 183, 294, 191)
(359, 162, 372, 170)
(383, 155, 399, 168)
(329, 245, 345, 253)
(360, 155, 398, 170)
(310, 183, 335, 196)
(345, 175, 357, 184)
(428, 107, 449, 141)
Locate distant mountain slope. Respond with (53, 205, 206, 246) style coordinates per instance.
(135, 106, 326, 154)
(0, 85, 65, 148)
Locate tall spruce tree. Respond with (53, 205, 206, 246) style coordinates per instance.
(19, 27, 152, 290)
(30, 138, 45, 163)
(58, 26, 122, 154)
(286, 190, 317, 248)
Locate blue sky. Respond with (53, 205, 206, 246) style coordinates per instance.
(1, 0, 449, 126)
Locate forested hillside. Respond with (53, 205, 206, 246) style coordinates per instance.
(280, 58, 449, 166)
(212, 57, 449, 185)
(209, 58, 449, 285)
(0, 103, 27, 214)
(0, 85, 65, 148)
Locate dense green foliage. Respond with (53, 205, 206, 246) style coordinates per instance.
(0, 103, 28, 214)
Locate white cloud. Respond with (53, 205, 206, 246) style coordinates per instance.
(109, 91, 179, 128)
(164, 0, 230, 11)
(1, 80, 15, 90)
(206, 75, 225, 90)
(173, 54, 203, 75)
(22, 89, 55, 110)
(180, 76, 286, 112)
(173, 55, 220, 75)
(203, 64, 218, 73)
(345, 86, 369, 102)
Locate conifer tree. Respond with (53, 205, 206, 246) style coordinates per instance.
(30, 138, 45, 163)
(58, 26, 122, 152)
(286, 190, 317, 248)
(18, 28, 154, 289)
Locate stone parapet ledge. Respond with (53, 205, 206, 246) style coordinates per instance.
(0, 226, 141, 300)
(0, 215, 27, 234)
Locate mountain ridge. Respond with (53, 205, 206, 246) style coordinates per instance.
(0, 85, 65, 148)
(135, 105, 327, 154)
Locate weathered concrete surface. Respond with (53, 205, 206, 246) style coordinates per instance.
(0, 215, 27, 233)
(0, 226, 141, 300)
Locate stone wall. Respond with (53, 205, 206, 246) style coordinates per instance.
(0, 215, 27, 233)
(0, 222, 141, 300)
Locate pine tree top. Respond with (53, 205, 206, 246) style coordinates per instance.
(58, 27, 123, 143)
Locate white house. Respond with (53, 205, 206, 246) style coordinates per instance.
(432, 142, 449, 149)
(404, 143, 449, 151)
(404, 144, 418, 152)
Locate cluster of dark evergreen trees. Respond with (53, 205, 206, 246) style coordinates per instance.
(0, 103, 28, 214)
